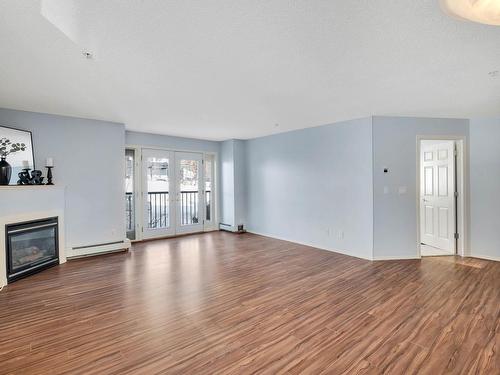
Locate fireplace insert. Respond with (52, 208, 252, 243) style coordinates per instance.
(6, 217, 59, 283)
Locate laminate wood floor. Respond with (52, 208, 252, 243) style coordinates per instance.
(0, 232, 498, 374)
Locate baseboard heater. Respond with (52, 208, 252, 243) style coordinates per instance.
(67, 239, 131, 259)
(219, 223, 246, 233)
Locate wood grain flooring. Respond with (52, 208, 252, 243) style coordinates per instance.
(0, 231, 498, 374)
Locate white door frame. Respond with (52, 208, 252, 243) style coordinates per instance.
(416, 136, 468, 258)
(125, 145, 218, 242)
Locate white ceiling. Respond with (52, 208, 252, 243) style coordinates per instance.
(0, 0, 499, 140)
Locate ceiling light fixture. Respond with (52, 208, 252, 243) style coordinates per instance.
(440, 0, 500, 26)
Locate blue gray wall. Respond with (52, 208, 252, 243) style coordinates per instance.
(126, 130, 220, 153)
(245, 118, 374, 260)
(372, 116, 469, 259)
(470, 118, 500, 261)
(0, 108, 125, 249)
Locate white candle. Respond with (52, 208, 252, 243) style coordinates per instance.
(46, 157, 54, 167)
(22, 160, 29, 169)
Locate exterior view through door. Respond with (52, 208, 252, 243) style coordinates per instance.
(419, 140, 456, 256)
(125, 148, 216, 241)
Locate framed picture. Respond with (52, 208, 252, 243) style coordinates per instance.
(0, 125, 35, 185)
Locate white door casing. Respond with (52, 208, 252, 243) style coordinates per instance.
(420, 141, 456, 254)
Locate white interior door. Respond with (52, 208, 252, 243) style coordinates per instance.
(175, 152, 204, 234)
(142, 149, 174, 238)
(420, 141, 456, 255)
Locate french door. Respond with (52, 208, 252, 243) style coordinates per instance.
(175, 152, 204, 234)
(140, 149, 213, 239)
(142, 149, 175, 239)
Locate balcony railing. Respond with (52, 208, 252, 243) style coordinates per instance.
(126, 193, 133, 232)
(125, 190, 211, 231)
(148, 191, 170, 228)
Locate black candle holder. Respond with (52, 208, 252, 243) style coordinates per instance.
(46, 166, 54, 185)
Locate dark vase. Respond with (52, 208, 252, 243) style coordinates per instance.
(0, 156, 12, 185)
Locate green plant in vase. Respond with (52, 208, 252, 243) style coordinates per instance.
(0, 137, 27, 185)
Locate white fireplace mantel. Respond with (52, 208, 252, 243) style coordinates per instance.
(0, 185, 66, 288)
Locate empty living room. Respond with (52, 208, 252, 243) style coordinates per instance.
(1, 1, 499, 374)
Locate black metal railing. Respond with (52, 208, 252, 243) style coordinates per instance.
(180, 191, 198, 225)
(125, 192, 134, 232)
(205, 190, 211, 221)
(125, 190, 212, 230)
(148, 191, 170, 228)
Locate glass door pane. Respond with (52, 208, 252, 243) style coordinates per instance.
(175, 152, 204, 234)
(142, 149, 174, 238)
(125, 149, 136, 240)
(204, 154, 215, 226)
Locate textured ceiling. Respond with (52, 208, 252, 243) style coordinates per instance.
(0, 0, 499, 140)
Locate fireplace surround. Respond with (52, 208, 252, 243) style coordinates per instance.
(0, 185, 66, 288)
(6, 216, 59, 283)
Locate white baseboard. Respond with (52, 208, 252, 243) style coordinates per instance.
(67, 239, 131, 259)
(372, 255, 421, 261)
(468, 253, 500, 262)
(246, 230, 373, 261)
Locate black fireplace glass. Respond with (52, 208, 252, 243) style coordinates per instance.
(6, 217, 59, 282)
